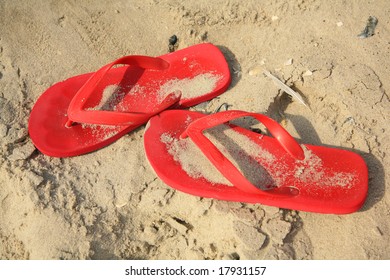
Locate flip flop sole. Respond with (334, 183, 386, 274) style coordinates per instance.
(29, 44, 231, 157)
(144, 110, 368, 214)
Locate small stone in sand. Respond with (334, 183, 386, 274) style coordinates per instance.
(358, 16, 378, 38)
(336, 21, 343, 27)
(168, 35, 178, 52)
(271, 15, 279, 21)
(302, 70, 313, 77)
(284, 58, 293, 66)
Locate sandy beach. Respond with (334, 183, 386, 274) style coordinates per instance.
(0, 0, 389, 259)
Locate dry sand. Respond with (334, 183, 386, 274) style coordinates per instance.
(0, 0, 389, 259)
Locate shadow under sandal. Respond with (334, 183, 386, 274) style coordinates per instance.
(143, 110, 368, 214)
(29, 43, 231, 157)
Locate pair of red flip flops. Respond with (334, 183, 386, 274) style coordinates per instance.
(29, 43, 368, 214)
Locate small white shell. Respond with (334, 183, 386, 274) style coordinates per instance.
(302, 70, 313, 77)
(284, 58, 293, 66)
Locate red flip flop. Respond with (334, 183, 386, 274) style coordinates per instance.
(29, 43, 231, 157)
(144, 110, 368, 214)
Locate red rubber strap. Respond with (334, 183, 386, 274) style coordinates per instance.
(180, 110, 304, 196)
(67, 55, 178, 126)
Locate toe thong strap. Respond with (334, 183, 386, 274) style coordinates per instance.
(180, 110, 304, 196)
(66, 55, 180, 126)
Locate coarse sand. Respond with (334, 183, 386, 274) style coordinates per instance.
(0, 0, 389, 260)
